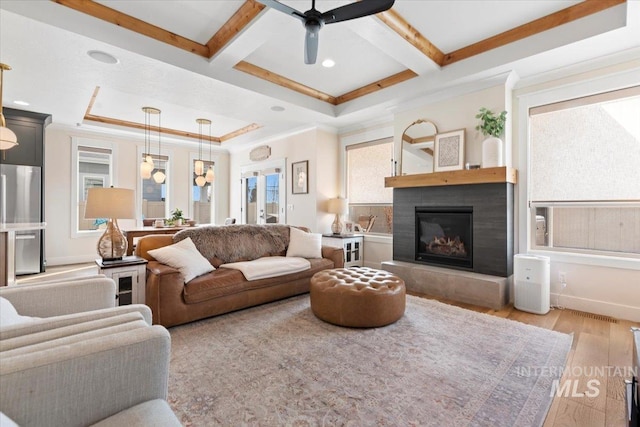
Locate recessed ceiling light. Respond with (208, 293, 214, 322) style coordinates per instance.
(87, 50, 119, 65)
(322, 59, 335, 68)
(13, 100, 29, 106)
(271, 106, 285, 112)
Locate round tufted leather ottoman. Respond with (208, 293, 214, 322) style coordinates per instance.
(310, 267, 406, 328)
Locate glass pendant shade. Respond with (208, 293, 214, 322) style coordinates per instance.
(0, 64, 18, 151)
(195, 175, 206, 187)
(140, 160, 153, 179)
(205, 167, 215, 183)
(145, 155, 154, 167)
(194, 160, 204, 176)
(0, 126, 18, 150)
(153, 170, 166, 184)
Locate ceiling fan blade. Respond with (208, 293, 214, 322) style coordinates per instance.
(257, 0, 306, 21)
(321, 0, 395, 24)
(304, 29, 319, 65)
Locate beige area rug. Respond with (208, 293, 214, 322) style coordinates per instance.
(168, 295, 572, 426)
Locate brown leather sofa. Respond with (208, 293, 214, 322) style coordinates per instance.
(135, 224, 343, 327)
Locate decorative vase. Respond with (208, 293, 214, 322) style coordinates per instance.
(482, 136, 503, 168)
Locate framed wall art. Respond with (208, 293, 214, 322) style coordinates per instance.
(434, 129, 465, 172)
(292, 160, 309, 194)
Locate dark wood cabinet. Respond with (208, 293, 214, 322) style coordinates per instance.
(0, 107, 51, 166)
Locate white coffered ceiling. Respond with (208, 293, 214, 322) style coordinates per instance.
(0, 0, 639, 150)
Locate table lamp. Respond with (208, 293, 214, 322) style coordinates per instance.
(328, 197, 349, 235)
(84, 187, 136, 261)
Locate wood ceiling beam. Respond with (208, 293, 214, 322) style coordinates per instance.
(220, 123, 262, 142)
(442, 0, 627, 66)
(84, 86, 101, 117)
(82, 88, 260, 144)
(84, 114, 223, 143)
(53, 0, 210, 58)
(234, 61, 338, 105)
(335, 69, 418, 105)
(206, 0, 266, 58)
(376, 9, 445, 66)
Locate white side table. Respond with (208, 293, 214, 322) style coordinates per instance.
(322, 234, 364, 268)
(95, 256, 147, 305)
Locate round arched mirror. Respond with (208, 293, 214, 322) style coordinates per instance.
(400, 119, 438, 176)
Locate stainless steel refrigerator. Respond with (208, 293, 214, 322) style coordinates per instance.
(0, 164, 44, 275)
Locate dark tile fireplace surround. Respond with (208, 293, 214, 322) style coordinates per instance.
(393, 183, 514, 277)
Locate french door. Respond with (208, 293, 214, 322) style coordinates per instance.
(241, 160, 286, 225)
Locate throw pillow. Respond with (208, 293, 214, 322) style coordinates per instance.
(0, 412, 20, 427)
(286, 226, 322, 259)
(148, 237, 214, 283)
(0, 297, 38, 327)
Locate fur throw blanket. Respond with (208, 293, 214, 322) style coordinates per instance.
(173, 224, 291, 265)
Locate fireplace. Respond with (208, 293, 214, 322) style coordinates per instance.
(415, 207, 473, 269)
(393, 183, 513, 277)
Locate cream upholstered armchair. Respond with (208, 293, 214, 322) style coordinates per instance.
(0, 276, 181, 427)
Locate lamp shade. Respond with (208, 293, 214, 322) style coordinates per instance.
(84, 187, 136, 219)
(327, 197, 349, 214)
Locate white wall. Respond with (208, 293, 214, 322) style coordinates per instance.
(393, 84, 509, 172)
(44, 126, 230, 266)
(229, 128, 339, 233)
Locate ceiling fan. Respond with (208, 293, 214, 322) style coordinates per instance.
(257, 0, 395, 65)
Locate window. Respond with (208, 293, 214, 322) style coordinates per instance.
(71, 140, 114, 235)
(140, 152, 169, 221)
(346, 139, 393, 234)
(528, 86, 640, 257)
(191, 159, 215, 224)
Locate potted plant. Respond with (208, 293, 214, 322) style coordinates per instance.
(475, 107, 507, 168)
(170, 208, 184, 226)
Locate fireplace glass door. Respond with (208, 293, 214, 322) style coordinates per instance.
(415, 207, 473, 269)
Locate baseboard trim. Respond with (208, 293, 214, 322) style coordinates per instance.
(551, 293, 640, 323)
(46, 255, 96, 267)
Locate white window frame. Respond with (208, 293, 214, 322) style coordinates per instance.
(188, 151, 216, 225)
(137, 145, 173, 226)
(517, 67, 640, 270)
(70, 138, 116, 239)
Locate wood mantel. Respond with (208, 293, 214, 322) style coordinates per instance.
(384, 166, 517, 188)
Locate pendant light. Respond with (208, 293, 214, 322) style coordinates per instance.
(141, 106, 159, 179)
(204, 119, 215, 183)
(195, 118, 211, 187)
(151, 108, 165, 184)
(194, 118, 204, 177)
(0, 63, 18, 150)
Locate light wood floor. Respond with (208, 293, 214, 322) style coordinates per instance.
(409, 291, 639, 427)
(18, 265, 639, 427)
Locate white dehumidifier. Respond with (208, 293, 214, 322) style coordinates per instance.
(514, 254, 551, 314)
